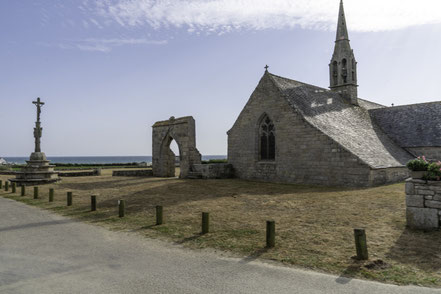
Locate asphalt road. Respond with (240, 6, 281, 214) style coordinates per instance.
(0, 197, 440, 294)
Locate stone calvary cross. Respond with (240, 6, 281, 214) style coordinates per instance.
(32, 97, 45, 153)
(32, 97, 44, 122)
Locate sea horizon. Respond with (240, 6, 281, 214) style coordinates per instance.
(2, 155, 227, 165)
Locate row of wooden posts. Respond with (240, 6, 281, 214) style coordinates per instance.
(0, 179, 369, 260)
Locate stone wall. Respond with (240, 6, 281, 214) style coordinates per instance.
(227, 74, 406, 187)
(191, 164, 233, 179)
(406, 147, 441, 162)
(112, 169, 153, 177)
(0, 171, 16, 175)
(369, 167, 409, 186)
(58, 169, 101, 177)
(405, 179, 441, 230)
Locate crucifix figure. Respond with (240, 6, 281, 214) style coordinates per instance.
(32, 97, 45, 122)
(32, 97, 45, 153)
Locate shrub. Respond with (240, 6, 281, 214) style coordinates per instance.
(426, 161, 441, 180)
(406, 156, 429, 171)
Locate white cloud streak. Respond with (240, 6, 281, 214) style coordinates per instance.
(39, 38, 167, 52)
(87, 0, 441, 33)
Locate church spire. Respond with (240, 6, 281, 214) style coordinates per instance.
(336, 0, 349, 41)
(329, 0, 358, 106)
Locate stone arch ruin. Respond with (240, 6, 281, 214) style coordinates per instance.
(152, 116, 201, 178)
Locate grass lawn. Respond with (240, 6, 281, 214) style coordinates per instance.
(1, 170, 441, 287)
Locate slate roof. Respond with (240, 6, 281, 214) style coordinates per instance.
(370, 102, 441, 147)
(268, 72, 413, 168)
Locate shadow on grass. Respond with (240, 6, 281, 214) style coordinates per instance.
(74, 179, 365, 217)
(336, 262, 362, 284)
(58, 177, 165, 191)
(174, 233, 203, 245)
(386, 227, 441, 271)
(240, 247, 269, 264)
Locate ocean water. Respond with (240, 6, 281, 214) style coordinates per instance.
(2, 155, 227, 165)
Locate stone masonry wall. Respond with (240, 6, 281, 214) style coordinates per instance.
(405, 147, 441, 162)
(191, 163, 233, 179)
(228, 74, 376, 187)
(112, 169, 153, 177)
(369, 167, 409, 186)
(406, 179, 441, 230)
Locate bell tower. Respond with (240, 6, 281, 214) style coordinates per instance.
(329, 0, 358, 105)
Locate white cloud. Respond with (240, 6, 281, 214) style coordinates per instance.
(39, 38, 167, 52)
(75, 38, 167, 51)
(87, 0, 441, 33)
(77, 43, 111, 52)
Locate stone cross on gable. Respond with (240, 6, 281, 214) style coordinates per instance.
(32, 97, 45, 122)
(264, 65, 269, 71)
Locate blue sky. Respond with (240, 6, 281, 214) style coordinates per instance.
(1, 0, 441, 157)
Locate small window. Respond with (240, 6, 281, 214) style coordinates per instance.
(259, 115, 275, 160)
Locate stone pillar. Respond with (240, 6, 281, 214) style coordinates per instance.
(405, 179, 441, 230)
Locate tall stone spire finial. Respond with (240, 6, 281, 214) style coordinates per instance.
(336, 0, 349, 41)
(329, 0, 358, 106)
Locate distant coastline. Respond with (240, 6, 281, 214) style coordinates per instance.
(3, 155, 227, 165)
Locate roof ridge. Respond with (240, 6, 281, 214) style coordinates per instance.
(372, 100, 441, 110)
(268, 73, 330, 91)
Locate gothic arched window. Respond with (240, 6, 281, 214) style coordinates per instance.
(259, 115, 275, 160)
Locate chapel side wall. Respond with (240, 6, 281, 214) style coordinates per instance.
(227, 76, 372, 187)
(368, 167, 409, 186)
(405, 147, 441, 162)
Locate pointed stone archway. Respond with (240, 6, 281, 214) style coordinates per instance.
(152, 116, 201, 178)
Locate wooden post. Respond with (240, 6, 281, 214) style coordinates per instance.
(91, 195, 97, 211)
(354, 228, 369, 260)
(156, 205, 163, 225)
(67, 192, 73, 206)
(202, 212, 210, 234)
(49, 188, 54, 202)
(266, 220, 276, 248)
(11, 183, 16, 193)
(21, 185, 26, 196)
(119, 200, 125, 217)
(5, 181, 9, 192)
(33, 186, 38, 199)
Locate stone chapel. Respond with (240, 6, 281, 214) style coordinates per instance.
(227, 0, 441, 186)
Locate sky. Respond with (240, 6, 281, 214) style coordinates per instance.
(1, 0, 441, 157)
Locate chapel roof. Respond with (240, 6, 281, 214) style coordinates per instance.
(369, 102, 441, 148)
(267, 72, 413, 168)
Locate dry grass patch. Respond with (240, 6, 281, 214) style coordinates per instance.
(1, 170, 441, 287)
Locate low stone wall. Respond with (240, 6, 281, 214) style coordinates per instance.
(58, 169, 101, 177)
(405, 179, 441, 230)
(0, 171, 16, 175)
(112, 169, 153, 177)
(191, 164, 234, 179)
